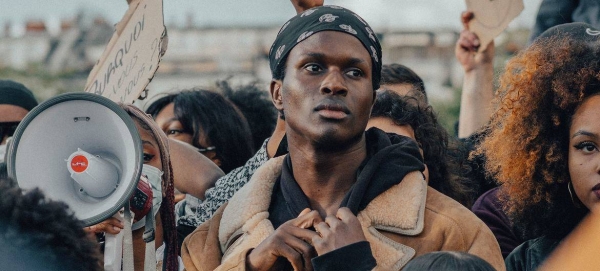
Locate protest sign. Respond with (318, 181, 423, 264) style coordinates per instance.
(466, 0, 523, 52)
(85, 0, 167, 104)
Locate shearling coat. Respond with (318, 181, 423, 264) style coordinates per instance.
(181, 156, 505, 271)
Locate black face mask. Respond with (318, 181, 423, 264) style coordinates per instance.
(0, 122, 20, 141)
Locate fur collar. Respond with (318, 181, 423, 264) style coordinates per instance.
(218, 156, 427, 269)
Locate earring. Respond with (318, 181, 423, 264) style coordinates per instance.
(568, 182, 582, 208)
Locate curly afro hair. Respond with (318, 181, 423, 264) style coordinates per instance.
(477, 32, 600, 240)
(0, 178, 102, 271)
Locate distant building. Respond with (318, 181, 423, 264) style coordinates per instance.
(45, 14, 113, 74)
(145, 26, 277, 93)
(0, 14, 528, 103)
(147, 27, 464, 102)
(0, 21, 50, 70)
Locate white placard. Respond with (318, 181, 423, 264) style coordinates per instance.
(466, 0, 523, 52)
(85, 0, 167, 104)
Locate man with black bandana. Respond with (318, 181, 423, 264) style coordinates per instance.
(181, 5, 504, 271)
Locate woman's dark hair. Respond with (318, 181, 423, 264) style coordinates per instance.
(371, 90, 476, 207)
(217, 80, 277, 151)
(381, 63, 428, 103)
(146, 89, 255, 174)
(146, 94, 176, 120)
(403, 251, 496, 271)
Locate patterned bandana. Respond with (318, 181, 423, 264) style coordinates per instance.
(269, 5, 383, 90)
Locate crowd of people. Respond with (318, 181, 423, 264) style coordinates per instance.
(1, 0, 600, 270)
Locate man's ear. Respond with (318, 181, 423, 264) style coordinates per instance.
(270, 80, 284, 110)
(370, 90, 377, 111)
(372, 90, 376, 104)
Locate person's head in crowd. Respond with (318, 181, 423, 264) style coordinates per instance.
(369, 90, 475, 207)
(216, 80, 278, 151)
(403, 251, 496, 271)
(146, 89, 254, 173)
(120, 104, 179, 270)
(270, 6, 383, 99)
(478, 22, 600, 241)
(380, 63, 428, 104)
(0, 80, 38, 162)
(0, 176, 102, 271)
(269, 5, 383, 146)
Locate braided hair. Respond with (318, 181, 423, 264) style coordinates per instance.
(120, 104, 178, 271)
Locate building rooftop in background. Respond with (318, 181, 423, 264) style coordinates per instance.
(25, 21, 47, 33)
(0, 1, 535, 104)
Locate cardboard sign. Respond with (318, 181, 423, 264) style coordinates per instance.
(85, 0, 167, 104)
(466, 0, 523, 52)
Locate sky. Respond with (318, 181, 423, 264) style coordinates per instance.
(1, 0, 543, 36)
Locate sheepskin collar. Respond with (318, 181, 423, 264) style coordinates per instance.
(218, 155, 427, 270)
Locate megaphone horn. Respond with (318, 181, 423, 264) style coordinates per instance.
(6, 92, 143, 227)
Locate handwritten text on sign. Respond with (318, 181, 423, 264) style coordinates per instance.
(85, 0, 166, 104)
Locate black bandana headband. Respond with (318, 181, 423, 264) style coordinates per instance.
(269, 5, 383, 90)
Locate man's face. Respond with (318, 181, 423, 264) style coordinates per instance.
(271, 31, 374, 149)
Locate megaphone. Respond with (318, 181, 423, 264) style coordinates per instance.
(6, 92, 144, 271)
(6, 92, 142, 226)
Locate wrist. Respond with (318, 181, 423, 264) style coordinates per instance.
(464, 65, 493, 87)
(462, 72, 494, 100)
(464, 62, 493, 75)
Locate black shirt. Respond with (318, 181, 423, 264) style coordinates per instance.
(267, 128, 424, 270)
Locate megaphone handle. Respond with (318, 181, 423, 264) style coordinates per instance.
(103, 206, 135, 271)
(143, 205, 156, 271)
(123, 202, 135, 271)
(104, 212, 124, 271)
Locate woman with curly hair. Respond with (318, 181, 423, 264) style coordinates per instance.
(476, 23, 600, 270)
(368, 90, 477, 207)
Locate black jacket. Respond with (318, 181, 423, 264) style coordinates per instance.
(505, 236, 560, 271)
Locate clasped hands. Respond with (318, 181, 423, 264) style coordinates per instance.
(246, 207, 366, 271)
